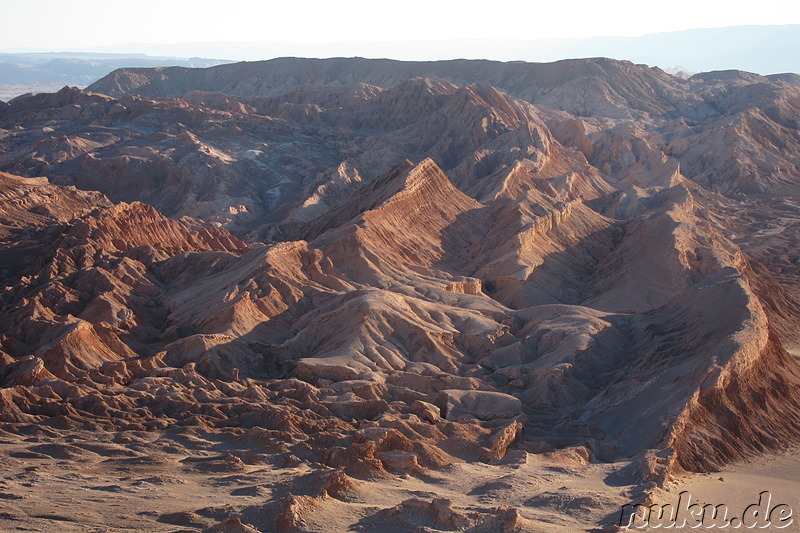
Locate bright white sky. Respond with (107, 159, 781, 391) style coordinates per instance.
(2, 0, 800, 50)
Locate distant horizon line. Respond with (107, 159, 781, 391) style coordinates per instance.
(2, 22, 798, 56)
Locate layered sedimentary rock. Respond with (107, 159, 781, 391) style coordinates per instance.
(2, 57, 800, 531)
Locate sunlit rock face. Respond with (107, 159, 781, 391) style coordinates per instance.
(2, 57, 800, 532)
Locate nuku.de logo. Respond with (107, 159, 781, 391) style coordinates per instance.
(619, 491, 794, 529)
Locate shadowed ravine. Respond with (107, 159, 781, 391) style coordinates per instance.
(1, 57, 800, 532)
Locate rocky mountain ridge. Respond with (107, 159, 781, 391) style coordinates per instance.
(2, 57, 800, 531)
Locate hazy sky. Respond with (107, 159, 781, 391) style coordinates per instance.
(3, 0, 800, 50)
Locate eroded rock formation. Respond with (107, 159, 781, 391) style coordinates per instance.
(2, 57, 800, 531)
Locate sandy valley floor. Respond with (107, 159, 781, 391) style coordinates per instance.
(1, 429, 799, 532)
(0, 425, 643, 532)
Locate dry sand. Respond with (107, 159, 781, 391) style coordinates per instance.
(656, 448, 800, 532)
(0, 427, 642, 532)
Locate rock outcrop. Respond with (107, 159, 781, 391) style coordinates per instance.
(2, 59, 800, 528)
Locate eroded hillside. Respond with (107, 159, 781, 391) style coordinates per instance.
(1, 57, 800, 532)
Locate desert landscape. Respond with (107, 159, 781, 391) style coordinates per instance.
(1, 56, 800, 531)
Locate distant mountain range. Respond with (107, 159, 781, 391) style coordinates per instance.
(68, 24, 800, 75)
(0, 52, 230, 100)
(1, 25, 798, 101)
